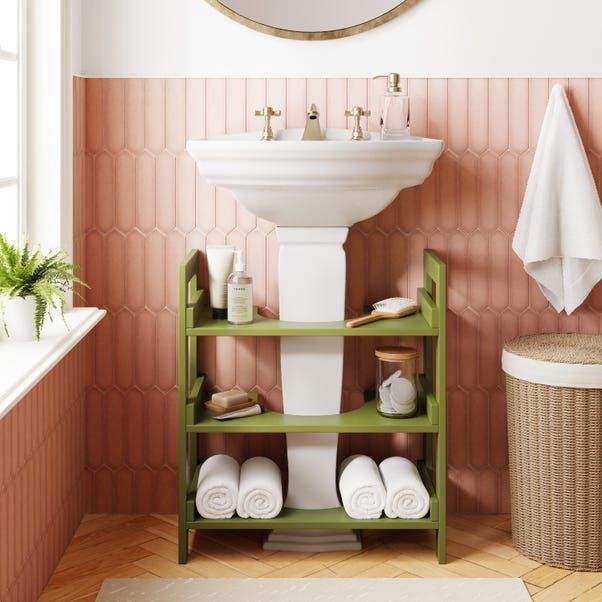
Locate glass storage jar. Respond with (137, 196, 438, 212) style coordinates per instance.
(375, 346, 419, 418)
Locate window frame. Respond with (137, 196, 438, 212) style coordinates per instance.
(24, 0, 74, 305)
(0, 0, 26, 244)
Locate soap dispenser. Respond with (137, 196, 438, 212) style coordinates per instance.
(227, 249, 253, 325)
(375, 73, 410, 140)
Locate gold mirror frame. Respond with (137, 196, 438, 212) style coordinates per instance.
(204, 0, 419, 41)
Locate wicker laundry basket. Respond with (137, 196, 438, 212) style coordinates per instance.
(502, 333, 602, 571)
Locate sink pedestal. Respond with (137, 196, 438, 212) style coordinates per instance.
(265, 227, 361, 551)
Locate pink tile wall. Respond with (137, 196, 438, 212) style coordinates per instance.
(76, 77, 602, 515)
(0, 344, 88, 602)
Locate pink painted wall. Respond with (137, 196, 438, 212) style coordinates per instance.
(76, 77, 602, 515)
(0, 344, 88, 602)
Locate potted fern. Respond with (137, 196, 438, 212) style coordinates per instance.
(0, 234, 88, 341)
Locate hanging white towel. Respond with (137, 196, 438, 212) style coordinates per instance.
(236, 457, 283, 519)
(195, 454, 239, 519)
(512, 84, 602, 314)
(338, 455, 386, 519)
(379, 457, 430, 519)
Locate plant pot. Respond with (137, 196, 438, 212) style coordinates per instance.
(1, 296, 38, 342)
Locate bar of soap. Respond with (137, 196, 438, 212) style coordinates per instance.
(211, 390, 249, 409)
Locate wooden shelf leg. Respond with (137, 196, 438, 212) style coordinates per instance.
(178, 523, 188, 564)
(436, 523, 446, 564)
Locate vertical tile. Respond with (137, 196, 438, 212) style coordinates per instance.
(135, 152, 156, 233)
(166, 79, 186, 152)
(94, 153, 116, 233)
(489, 389, 508, 471)
(468, 78, 489, 154)
(489, 78, 509, 154)
(156, 152, 177, 233)
(479, 310, 500, 390)
(509, 78, 529, 154)
(115, 310, 135, 389)
(145, 78, 166, 152)
(176, 153, 197, 233)
(156, 310, 177, 392)
(447, 79, 468, 155)
(146, 389, 166, 469)
(105, 231, 125, 312)
(589, 79, 602, 155)
(125, 231, 146, 312)
(144, 231, 166, 312)
(286, 78, 307, 128)
(85, 78, 103, 154)
(407, 79, 428, 137)
(126, 390, 146, 469)
(226, 78, 246, 133)
(246, 78, 266, 131)
(528, 78, 550, 151)
(468, 390, 489, 469)
(105, 389, 126, 469)
(327, 78, 347, 129)
(104, 79, 125, 153)
(427, 79, 447, 142)
(125, 79, 145, 153)
(115, 152, 135, 233)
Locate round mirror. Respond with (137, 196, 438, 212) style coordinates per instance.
(205, 0, 418, 40)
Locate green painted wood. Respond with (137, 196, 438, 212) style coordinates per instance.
(177, 248, 448, 564)
(187, 306, 438, 337)
(186, 400, 437, 434)
(417, 288, 438, 328)
(428, 250, 447, 564)
(188, 375, 204, 403)
(426, 392, 438, 426)
(185, 458, 437, 530)
(178, 248, 199, 564)
(185, 507, 438, 530)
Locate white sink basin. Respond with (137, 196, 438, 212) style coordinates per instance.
(186, 128, 444, 227)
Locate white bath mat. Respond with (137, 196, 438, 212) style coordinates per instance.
(97, 577, 531, 601)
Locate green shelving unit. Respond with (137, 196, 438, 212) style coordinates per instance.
(178, 248, 447, 564)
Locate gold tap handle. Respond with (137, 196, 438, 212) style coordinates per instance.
(344, 106, 371, 141)
(254, 106, 281, 141)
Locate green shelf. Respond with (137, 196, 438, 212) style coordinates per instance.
(186, 307, 438, 337)
(185, 506, 437, 531)
(178, 248, 448, 564)
(187, 400, 437, 433)
(185, 460, 438, 530)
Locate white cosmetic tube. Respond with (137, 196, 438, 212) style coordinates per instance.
(206, 245, 235, 319)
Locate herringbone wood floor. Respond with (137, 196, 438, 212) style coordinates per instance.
(39, 514, 602, 601)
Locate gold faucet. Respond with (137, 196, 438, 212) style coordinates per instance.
(302, 104, 322, 140)
(345, 106, 371, 141)
(255, 106, 281, 141)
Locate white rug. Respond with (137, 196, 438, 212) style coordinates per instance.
(97, 577, 531, 601)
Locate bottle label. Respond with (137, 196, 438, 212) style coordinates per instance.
(227, 283, 253, 324)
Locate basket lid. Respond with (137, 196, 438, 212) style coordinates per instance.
(375, 346, 419, 362)
(502, 333, 602, 389)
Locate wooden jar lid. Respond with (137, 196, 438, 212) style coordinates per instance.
(375, 346, 419, 362)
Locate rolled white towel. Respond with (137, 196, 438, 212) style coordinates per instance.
(236, 457, 283, 519)
(338, 455, 386, 519)
(196, 454, 239, 519)
(379, 457, 430, 519)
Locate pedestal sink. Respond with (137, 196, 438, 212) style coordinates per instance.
(187, 127, 444, 542)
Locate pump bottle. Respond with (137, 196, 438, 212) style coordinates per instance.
(376, 73, 410, 140)
(227, 250, 253, 325)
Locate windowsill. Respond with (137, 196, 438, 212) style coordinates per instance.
(0, 307, 105, 420)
